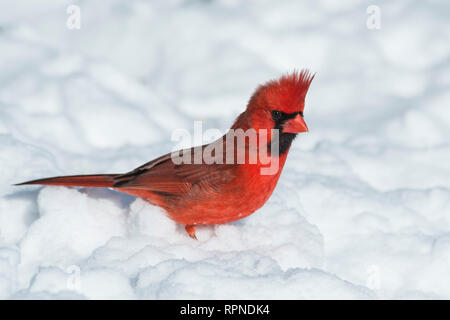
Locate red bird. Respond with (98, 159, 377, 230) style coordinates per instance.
(17, 70, 314, 239)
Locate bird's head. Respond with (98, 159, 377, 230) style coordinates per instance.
(243, 70, 314, 134)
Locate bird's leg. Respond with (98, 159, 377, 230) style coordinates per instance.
(185, 225, 197, 240)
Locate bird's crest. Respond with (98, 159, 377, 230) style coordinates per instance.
(248, 69, 315, 114)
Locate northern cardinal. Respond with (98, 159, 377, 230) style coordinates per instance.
(16, 70, 314, 239)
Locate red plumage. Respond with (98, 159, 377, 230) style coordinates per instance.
(16, 70, 314, 239)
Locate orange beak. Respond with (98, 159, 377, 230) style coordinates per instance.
(283, 114, 308, 133)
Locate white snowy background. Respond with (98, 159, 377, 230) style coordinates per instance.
(0, 0, 449, 299)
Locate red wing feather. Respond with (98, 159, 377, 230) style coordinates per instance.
(113, 147, 236, 196)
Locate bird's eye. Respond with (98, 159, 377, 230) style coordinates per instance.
(271, 110, 282, 121)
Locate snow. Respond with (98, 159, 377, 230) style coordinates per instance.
(0, 0, 450, 299)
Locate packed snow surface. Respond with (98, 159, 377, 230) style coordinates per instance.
(1, 0, 450, 299)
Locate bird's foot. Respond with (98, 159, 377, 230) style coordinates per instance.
(185, 225, 197, 240)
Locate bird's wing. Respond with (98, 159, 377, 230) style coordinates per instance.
(112, 146, 237, 196)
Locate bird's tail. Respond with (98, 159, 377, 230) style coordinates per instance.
(15, 174, 119, 188)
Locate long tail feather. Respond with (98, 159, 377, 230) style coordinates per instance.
(15, 174, 119, 188)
